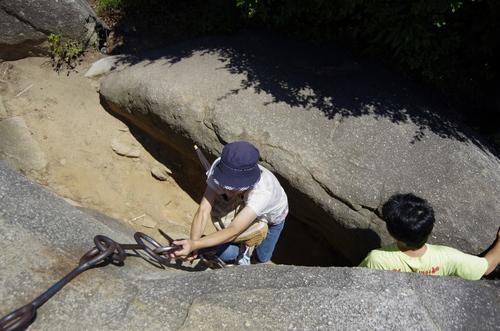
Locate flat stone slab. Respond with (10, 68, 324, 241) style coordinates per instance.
(1, 160, 499, 330)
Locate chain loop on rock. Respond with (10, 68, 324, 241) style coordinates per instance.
(0, 232, 180, 331)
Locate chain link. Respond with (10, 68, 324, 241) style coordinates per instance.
(0, 231, 183, 331)
(1, 147, 245, 330)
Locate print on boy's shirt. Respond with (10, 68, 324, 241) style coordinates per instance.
(392, 266, 440, 274)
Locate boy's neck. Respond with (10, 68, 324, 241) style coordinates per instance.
(396, 241, 427, 258)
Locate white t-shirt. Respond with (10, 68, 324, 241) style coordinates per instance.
(207, 158, 288, 224)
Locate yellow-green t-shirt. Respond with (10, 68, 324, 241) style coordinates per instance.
(358, 243, 488, 280)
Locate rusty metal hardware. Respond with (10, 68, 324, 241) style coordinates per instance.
(0, 232, 181, 331)
(198, 248, 232, 269)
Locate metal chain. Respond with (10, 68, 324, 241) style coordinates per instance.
(0, 231, 189, 331)
(1, 146, 243, 330)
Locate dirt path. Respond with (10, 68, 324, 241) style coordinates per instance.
(0, 52, 213, 244)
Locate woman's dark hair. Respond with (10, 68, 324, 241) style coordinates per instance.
(382, 193, 435, 249)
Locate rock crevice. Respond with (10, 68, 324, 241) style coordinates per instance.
(93, 30, 500, 265)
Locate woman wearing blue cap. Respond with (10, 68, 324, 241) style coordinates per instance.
(171, 141, 288, 265)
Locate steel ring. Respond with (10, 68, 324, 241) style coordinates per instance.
(94, 235, 126, 262)
(134, 232, 170, 264)
(0, 303, 36, 331)
(154, 246, 181, 254)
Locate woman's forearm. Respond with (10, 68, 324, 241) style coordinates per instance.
(191, 206, 258, 251)
(190, 208, 209, 240)
(192, 226, 241, 251)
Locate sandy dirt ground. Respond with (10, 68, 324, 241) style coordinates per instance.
(0, 52, 212, 246)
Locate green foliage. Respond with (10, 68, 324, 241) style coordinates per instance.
(95, 0, 127, 15)
(96, 0, 241, 39)
(236, 0, 359, 43)
(235, 0, 500, 104)
(347, 0, 499, 89)
(47, 33, 85, 69)
(177, 0, 242, 38)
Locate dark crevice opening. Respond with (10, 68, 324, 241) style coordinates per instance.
(99, 101, 353, 268)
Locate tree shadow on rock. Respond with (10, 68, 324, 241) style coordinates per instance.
(105, 29, 498, 157)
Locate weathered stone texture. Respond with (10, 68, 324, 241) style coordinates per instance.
(1, 160, 499, 330)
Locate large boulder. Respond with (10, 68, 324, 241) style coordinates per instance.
(1, 160, 499, 330)
(0, 0, 108, 60)
(95, 30, 500, 265)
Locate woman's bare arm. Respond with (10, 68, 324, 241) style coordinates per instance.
(172, 206, 257, 260)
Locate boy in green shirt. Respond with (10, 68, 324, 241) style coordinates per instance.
(359, 193, 500, 280)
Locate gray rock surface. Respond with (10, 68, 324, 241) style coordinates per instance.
(0, 116, 47, 171)
(0, 95, 7, 119)
(0, 0, 108, 60)
(96, 30, 500, 264)
(1, 160, 499, 330)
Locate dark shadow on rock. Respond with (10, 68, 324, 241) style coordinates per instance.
(130, 249, 202, 272)
(102, 29, 498, 157)
(272, 214, 355, 267)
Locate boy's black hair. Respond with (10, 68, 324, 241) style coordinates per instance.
(382, 193, 435, 249)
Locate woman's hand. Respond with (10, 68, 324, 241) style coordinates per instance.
(170, 239, 198, 261)
(170, 205, 258, 262)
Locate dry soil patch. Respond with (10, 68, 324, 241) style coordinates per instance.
(0, 53, 212, 244)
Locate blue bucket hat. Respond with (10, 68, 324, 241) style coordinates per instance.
(212, 141, 261, 191)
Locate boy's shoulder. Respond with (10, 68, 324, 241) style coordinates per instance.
(358, 242, 400, 267)
(371, 242, 400, 254)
